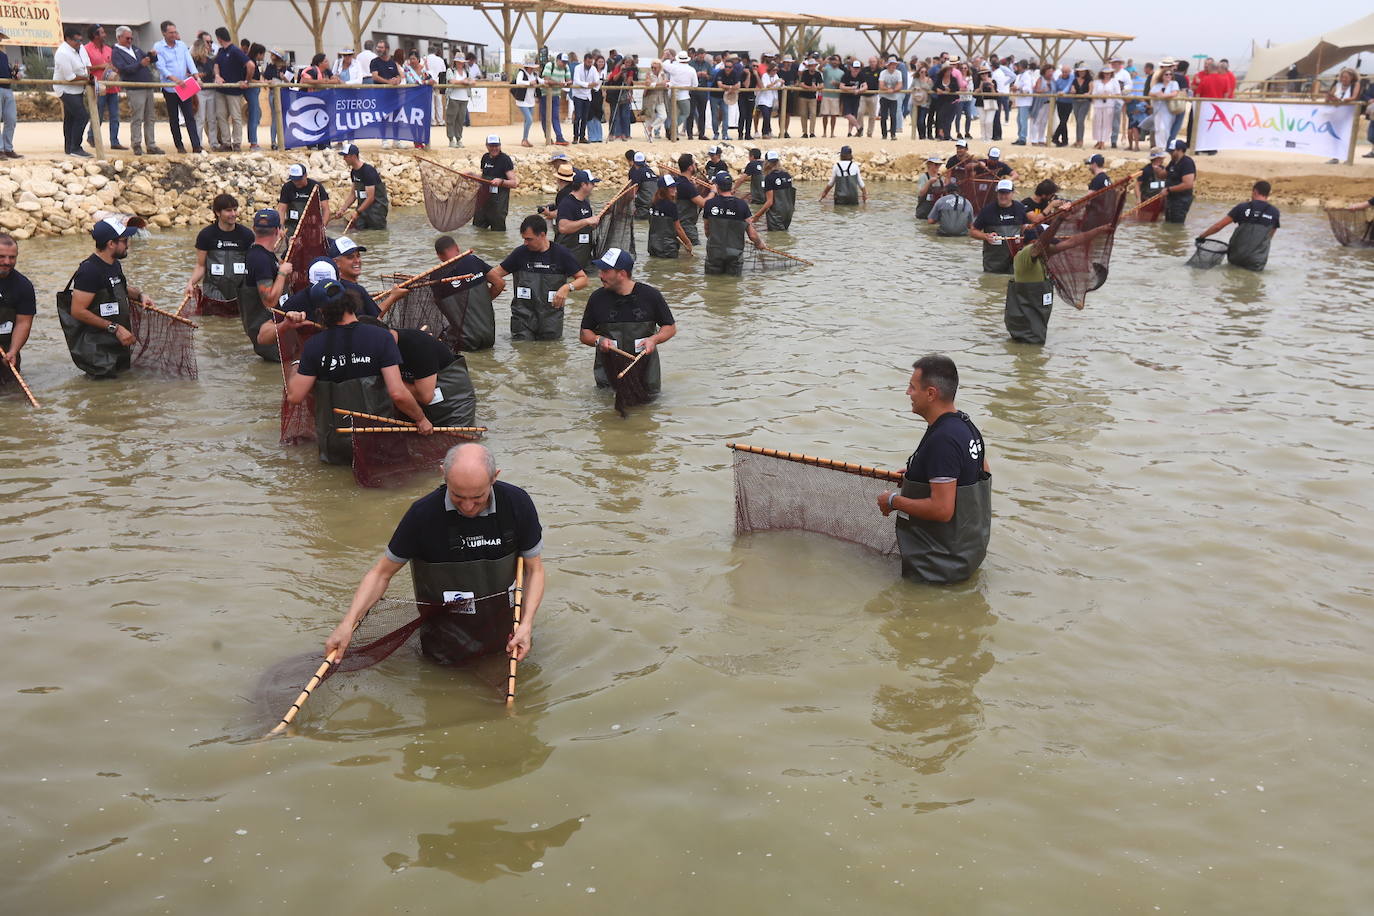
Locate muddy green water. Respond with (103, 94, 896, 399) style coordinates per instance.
(2, 184, 1371, 914)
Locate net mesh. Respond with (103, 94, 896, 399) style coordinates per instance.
(128, 304, 198, 380)
(278, 192, 327, 445)
(420, 159, 491, 231)
(1125, 192, 1165, 223)
(732, 448, 900, 556)
(591, 184, 637, 259)
(1325, 208, 1374, 248)
(950, 166, 997, 213)
(254, 592, 515, 734)
(1185, 238, 1229, 269)
(1042, 179, 1129, 309)
(383, 282, 451, 338)
(603, 349, 651, 417)
(186, 286, 240, 318)
(743, 245, 812, 273)
(350, 429, 481, 488)
(283, 191, 326, 296)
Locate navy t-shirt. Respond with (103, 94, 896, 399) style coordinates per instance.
(985, 160, 1013, 178)
(1227, 200, 1280, 228)
(387, 481, 542, 564)
(279, 178, 329, 206)
(195, 223, 255, 252)
(340, 279, 381, 317)
(704, 195, 752, 221)
(973, 200, 1028, 232)
(629, 164, 656, 183)
(1088, 171, 1111, 191)
(481, 152, 515, 180)
(351, 163, 382, 191)
(556, 195, 593, 230)
(500, 242, 583, 276)
(743, 161, 762, 177)
(648, 199, 679, 220)
(297, 322, 400, 381)
(0, 269, 37, 316)
(763, 169, 793, 192)
(580, 282, 675, 330)
(244, 245, 280, 290)
(370, 57, 399, 81)
(215, 44, 249, 87)
(395, 327, 455, 381)
(674, 175, 701, 202)
(1165, 155, 1196, 186)
(906, 411, 986, 487)
(72, 254, 126, 296)
(435, 253, 493, 295)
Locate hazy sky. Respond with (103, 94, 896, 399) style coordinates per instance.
(434, 2, 1365, 74)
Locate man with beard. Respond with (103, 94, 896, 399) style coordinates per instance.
(578, 247, 676, 397)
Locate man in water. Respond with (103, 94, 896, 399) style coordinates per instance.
(628, 150, 658, 218)
(1004, 220, 1112, 344)
(914, 155, 946, 221)
(578, 247, 676, 397)
(555, 169, 601, 269)
(752, 150, 795, 231)
(982, 147, 1015, 180)
(341, 143, 389, 230)
(432, 235, 501, 351)
(1163, 139, 1196, 223)
(186, 193, 254, 303)
(969, 179, 1027, 273)
(325, 443, 545, 666)
(927, 180, 974, 236)
(1021, 179, 1064, 222)
(877, 354, 992, 584)
(1196, 180, 1280, 271)
(1085, 153, 1111, 191)
(487, 215, 588, 341)
(474, 135, 519, 231)
(328, 236, 407, 316)
(702, 173, 762, 275)
(819, 145, 866, 205)
(0, 233, 37, 373)
(1135, 147, 1167, 204)
(277, 163, 331, 237)
(672, 154, 710, 246)
(703, 144, 730, 179)
(239, 209, 297, 360)
(358, 313, 477, 429)
(60, 218, 155, 378)
(742, 147, 765, 206)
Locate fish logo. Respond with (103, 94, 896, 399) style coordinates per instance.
(286, 94, 330, 144)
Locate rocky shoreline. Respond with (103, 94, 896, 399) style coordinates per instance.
(0, 145, 1364, 240)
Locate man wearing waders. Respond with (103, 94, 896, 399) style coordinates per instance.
(627, 151, 658, 219)
(432, 235, 502, 351)
(186, 193, 254, 303)
(285, 284, 432, 464)
(742, 148, 765, 206)
(1163, 139, 1196, 224)
(325, 443, 545, 668)
(969, 179, 1027, 273)
(703, 173, 762, 275)
(276, 163, 331, 238)
(487, 215, 588, 341)
(876, 354, 991, 585)
(927, 181, 974, 236)
(341, 144, 389, 231)
(474, 135, 519, 231)
(554, 169, 600, 270)
(1196, 180, 1280, 271)
(579, 247, 676, 398)
(1004, 220, 1112, 344)
(753, 150, 795, 231)
(646, 175, 694, 259)
(58, 218, 153, 379)
(819, 145, 867, 205)
(359, 314, 478, 429)
(914, 155, 945, 221)
(1136, 147, 1167, 204)
(239, 209, 298, 360)
(673, 154, 710, 246)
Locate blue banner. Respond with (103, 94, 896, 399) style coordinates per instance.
(282, 86, 432, 149)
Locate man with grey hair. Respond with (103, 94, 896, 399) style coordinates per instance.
(326, 442, 546, 666)
(111, 26, 161, 155)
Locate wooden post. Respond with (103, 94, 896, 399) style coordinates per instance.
(1345, 101, 1361, 165)
(83, 84, 106, 158)
(1187, 99, 1199, 150)
(272, 84, 286, 149)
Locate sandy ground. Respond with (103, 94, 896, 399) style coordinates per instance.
(11, 117, 1374, 207)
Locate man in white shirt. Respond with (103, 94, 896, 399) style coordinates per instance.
(666, 50, 694, 141)
(425, 48, 446, 124)
(53, 26, 93, 157)
(355, 41, 376, 84)
(1108, 57, 1131, 148)
(570, 52, 599, 143)
(1011, 61, 1037, 145)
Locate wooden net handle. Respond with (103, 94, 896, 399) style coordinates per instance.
(595, 182, 636, 220)
(0, 346, 40, 408)
(337, 426, 487, 435)
(268, 306, 325, 330)
(332, 407, 413, 426)
(726, 442, 904, 482)
(415, 155, 497, 185)
(506, 556, 525, 708)
(137, 299, 198, 327)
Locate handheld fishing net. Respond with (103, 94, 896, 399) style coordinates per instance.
(256, 589, 519, 736)
(1325, 208, 1374, 248)
(186, 286, 240, 318)
(276, 192, 328, 445)
(129, 303, 198, 380)
(1185, 238, 1229, 269)
(383, 282, 451, 337)
(1040, 178, 1129, 309)
(743, 244, 813, 273)
(591, 183, 637, 259)
(950, 166, 997, 213)
(729, 443, 900, 556)
(283, 190, 326, 296)
(603, 349, 651, 417)
(1124, 191, 1165, 223)
(350, 428, 483, 489)
(419, 159, 492, 232)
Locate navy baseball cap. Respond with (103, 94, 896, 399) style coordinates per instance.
(91, 217, 138, 244)
(592, 247, 633, 271)
(712, 172, 734, 189)
(341, 143, 360, 157)
(1169, 139, 1188, 151)
(571, 169, 601, 184)
(1086, 153, 1105, 166)
(252, 209, 281, 230)
(308, 279, 345, 308)
(839, 144, 852, 155)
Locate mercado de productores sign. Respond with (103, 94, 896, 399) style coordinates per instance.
(282, 86, 432, 149)
(1194, 99, 1358, 160)
(0, 0, 63, 46)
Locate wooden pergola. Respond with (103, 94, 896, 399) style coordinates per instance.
(679, 5, 821, 56)
(1077, 31, 1134, 65)
(804, 16, 936, 60)
(551, 0, 709, 56)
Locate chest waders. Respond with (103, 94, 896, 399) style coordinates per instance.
(704, 217, 747, 276)
(647, 209, 681, 258)
(1226, 222, 1272, 271)
(936, 198, 972, 236)
(351, 175, 390, 230)
(765, 185, 795, 231)
(981, 238, 1014, 274)
(203, 245, 249, 302)
(0, 294, 17, 369)
(915, 177, 944, 221)
(422, 355, 477, 427)
(749, 169, 765, 205)
(413, 500, 520, 666)
(1004, 277, 1054, 344)
(634, 178, 658, 218)
(237, 278, 284, 362)
(677, 197, 701, 246)
(896, 416, 992, 584)
(283, 193, 309, 239)
(311, 327, 398, 465)
(56, 270, 132, 378)
(474, 185, 510, 231)
(555, 224, 594, 269)
(1164, 188, 1193, 223)
(510, 269, 567, 341)
(436, 280, 496, 351)
(1139, 177, 1164, 201)
(832, 163, 860, 206)
(593, 317, 661, 394)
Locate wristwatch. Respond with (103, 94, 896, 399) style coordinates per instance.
(106, 323, 118, 334)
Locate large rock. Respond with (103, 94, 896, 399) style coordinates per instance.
(29, 180, 61, 198)
(15, 200, 41, 212)
(0, 210, 26, 230)
(128, 175, 155, 196)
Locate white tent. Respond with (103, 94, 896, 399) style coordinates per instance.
(1245, 11, 1374, 85)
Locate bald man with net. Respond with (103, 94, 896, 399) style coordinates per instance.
(326, 443, 545, 666)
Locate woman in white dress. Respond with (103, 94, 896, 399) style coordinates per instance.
(1091, 66, 1116, 149)
(1147, 61, 1180, 149)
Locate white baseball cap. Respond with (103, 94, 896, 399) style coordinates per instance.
(633, 151, 646, 162)
(486, 134, 501, 145)
(764, 150, 780, 161)
(926, 154, 943, 163)
(307, 258, 339, 284)
(288, 164, 306, 178)
(987, 147, 1001, 158)
(995, 179, 1014, 192)
(955, 138, 969, 148)
(331, 236, 366, 256)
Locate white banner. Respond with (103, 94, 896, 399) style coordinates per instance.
(469, 88, 487, 114)
(1194, 100, 1357, 160)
